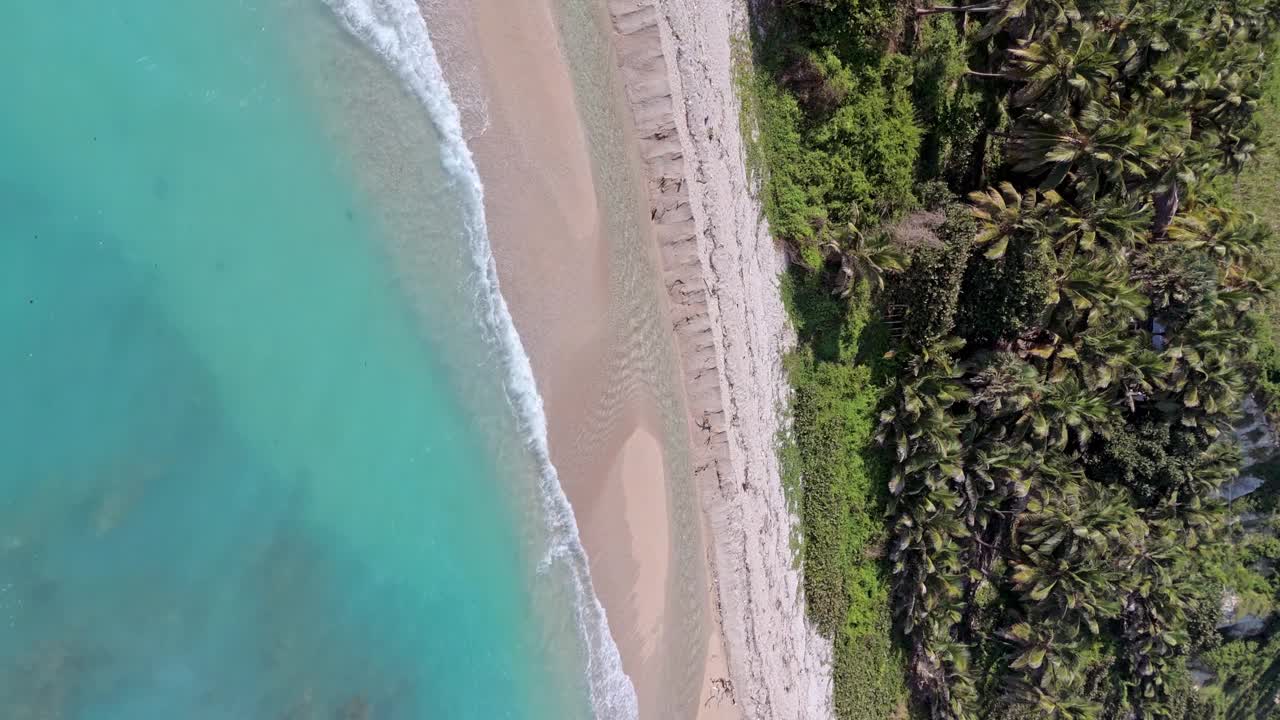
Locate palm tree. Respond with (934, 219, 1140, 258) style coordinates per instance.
(1201, 65, 1264, 130)
(879, 338, 988, 719)
(967, 352, 1043, 420)
(1048, 196, 1150, 261)
(1203, 125, 1262, 174)
(1005, 27, 1119, 109)
(1181, 438, 1240, 510)
(1011, 481, 1142, 633)
(1007, 101, 1153, 199)
(1043, 255, 1149, 336)
(881, 338, 971, 448)
(1134, 103, 1198, 215)
(969, 182, 1059, 260)
(820, 222, 906, 296)
(1120, 515, 1193, 716)
(913, 0, 1027, 18)
(1075, 324, 1169, 404)
(914, 0, 1053, 41)
(1162, 339, 1246, 437)
(1167, 206, 1267, 269)
(1219, 260, 1276, 301)
(1110, 0, 1210, 83)
(1012, 373, 1114, 451)
(1002, 680, 1101, 720)
(890, 457, 976, 718)
(1039, 319, 1169, 414)
(1000, 621, 1081, 686)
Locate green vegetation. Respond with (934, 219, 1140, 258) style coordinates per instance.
(1236, 42, 1280, 234)
(740, 0, 1280, 718)
(1238, 45, 1280, 423)
(784, 268, 913, 717)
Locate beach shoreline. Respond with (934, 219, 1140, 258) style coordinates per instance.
(422, 0, 836, 716)
(419, 0, 714, 717)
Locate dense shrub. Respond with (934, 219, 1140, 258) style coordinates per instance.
(791, 0, 902, 48)
(833, 608, 912, 720)
(953, 233, 1055, 346)
(780, 268, 911, 716)
(744, 19, 922, 258)
(887, 202, 972, 347)
(1133, 243, 1218, 327)
(1084, 418, 1213, 506)
(807, 54, 922, 220)
(786, 275, 891, 631)
(779, 49, 854, 117)
(1246, 311, 1280, 419)
(916, 179, 954, 211)
(748, 73, 828, 245)
(1187, 579, 1227, 655)
(791, 352, 883, 634)
(912, 16, 984, 184)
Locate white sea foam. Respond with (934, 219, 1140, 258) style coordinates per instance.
(322, 1, 640, 718)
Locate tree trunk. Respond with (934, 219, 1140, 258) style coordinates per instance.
(960, 492, 1029, 639)
(915, 4, 1004, 16)
(1153, 182, 1179, 239)
(959, 514, 1004, 641)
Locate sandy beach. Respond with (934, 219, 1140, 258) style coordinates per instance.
(603, 1, 836, 717)
(421, 0, 720, 717)
(424, 0, 836, 717)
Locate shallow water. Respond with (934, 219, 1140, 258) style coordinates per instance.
(0, 2, 617, 717)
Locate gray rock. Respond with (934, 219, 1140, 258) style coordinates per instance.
(1222, 614, 1269, 638)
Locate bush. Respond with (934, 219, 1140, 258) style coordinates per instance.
(887, 202, 973, 347)
(1206, 639, 1262, 687)
(1246, 312, 1280, 419)
(916, 179, 954, 211)
(1247, 536, 1280, 563)
(789, 0, 902, 48)
(791, 352, 884, 634)
(780, 268, 910, 717)
(1213, 631, 1280, 718)
(1242, 456, 1280, 515)
(787, 276, 891, 632)
(808, 54, 922, 220)
(779, 49, 855, 117)
(743, 34, 923, 256)
(1186, 578, 1226, 654)
(833, 607, 912, 720)
(913, 15, 984, 184)
(1084, 418, 1212, 507)
(747, 72, 830, 245)
(782, 268, 852, 361)
(953, 233, 1055, 347)
(790, 339, 912, 718)
(1163, 662, 1226, 720)
(1133, 243, 1217, 328)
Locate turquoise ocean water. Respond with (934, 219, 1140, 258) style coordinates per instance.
(1, 1, 633, 718)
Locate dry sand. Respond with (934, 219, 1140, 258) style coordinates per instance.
(603, 0, 838, 718)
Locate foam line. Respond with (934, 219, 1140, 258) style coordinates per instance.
(323, 1, 640, 717)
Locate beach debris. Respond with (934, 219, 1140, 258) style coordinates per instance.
(706, 677, 736, 707)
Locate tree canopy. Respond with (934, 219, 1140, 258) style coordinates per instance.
(747, 0, 1280, 716)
